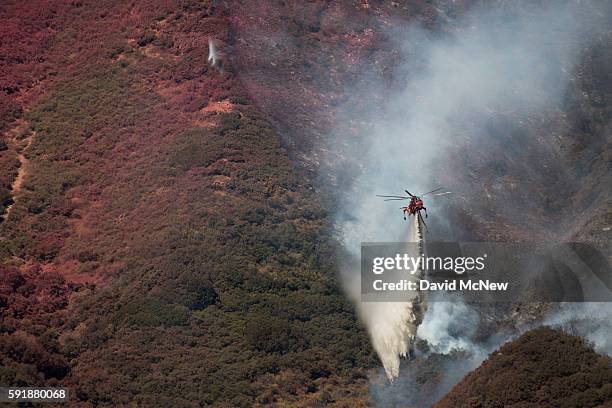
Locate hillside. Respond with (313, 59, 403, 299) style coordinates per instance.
(0, 1, 374, 406)
(435, 328, 612, 408)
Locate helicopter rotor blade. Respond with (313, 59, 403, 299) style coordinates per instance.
(420, 187, 445, 197)
(404, 190, 415, 197)
(384, 198, 409, 201)
(431, 192, 452, 196)
(377, 195, 411, 199)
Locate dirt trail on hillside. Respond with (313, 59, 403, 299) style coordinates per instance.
(12, 139, 31, 192)
(2, 122, 34, 220)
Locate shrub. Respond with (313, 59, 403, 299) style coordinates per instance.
(137, 31, 156, 47)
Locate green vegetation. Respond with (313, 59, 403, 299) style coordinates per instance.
(0, 67, 148, 261)
(58, 105, 375, 405)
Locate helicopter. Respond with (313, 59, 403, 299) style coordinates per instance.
(376, 188, 451, 230)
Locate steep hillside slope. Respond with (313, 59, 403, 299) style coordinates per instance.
(0, 1, 374, 405)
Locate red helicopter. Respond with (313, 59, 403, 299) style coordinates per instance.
(377, 188, 451, 229)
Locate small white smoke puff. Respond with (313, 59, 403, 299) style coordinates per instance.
(208, 38, 219, 66)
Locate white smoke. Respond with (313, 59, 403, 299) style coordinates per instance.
(417, 301, 481, 356)
(543, 302, 612, 355)
(332, 0, 607, 382)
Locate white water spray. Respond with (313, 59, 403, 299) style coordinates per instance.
(345, 215, 426, 379)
